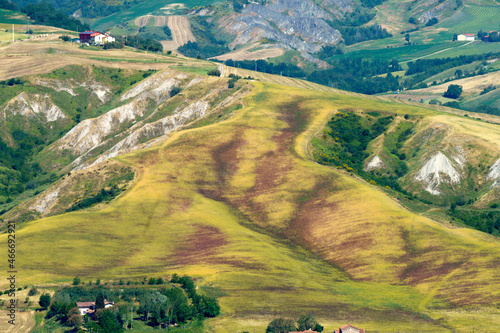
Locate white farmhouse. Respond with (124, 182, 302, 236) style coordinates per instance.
(457, 33, 475, 41)
(93, 33, 116, 45)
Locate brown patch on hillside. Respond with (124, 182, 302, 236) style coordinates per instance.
(174, 224, 228, 265)
(211, 131, 245, 186)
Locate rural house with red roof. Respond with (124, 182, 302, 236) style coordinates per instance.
(76, 300, 114, 316)
(334, 324, 365, 333)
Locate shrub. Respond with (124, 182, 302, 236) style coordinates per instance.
(207, 69, 221, 76)
(28, 287, 38, 296)
(170, 86, 182, 97)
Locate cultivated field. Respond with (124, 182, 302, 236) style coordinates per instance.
(0, 41, 214, 80)
(161, 16, 196, 51)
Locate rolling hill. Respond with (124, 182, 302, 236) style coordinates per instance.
(0, 41, 499, 332)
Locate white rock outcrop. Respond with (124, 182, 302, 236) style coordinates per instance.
(76, 100, 210, 170)
(365, 155, 384, 171)
(31, 189, 60, 213)
(57, 72, 182, 156)
(3, 92, 67, 122)
(415, 151, 461, 195)
(487, 158, 500, 188)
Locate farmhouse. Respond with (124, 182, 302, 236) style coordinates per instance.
(457, 33, 475, 41)
(94, 33, 116, 45)
(79, 31, 101, 43)
(76, 300, 114, 316)
(334, 324, 365, 333)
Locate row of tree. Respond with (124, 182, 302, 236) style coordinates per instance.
(266, 314, 324, 333)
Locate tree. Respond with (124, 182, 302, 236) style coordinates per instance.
(443, 84, 463, 99)
(148, 277, 156, 285)
(73, 276, 81, 285)
(67, 307, 83, 327)
(97, 308, 122, 333)
(454, 69, 463, 78)
(405, 33, 410, 44)
(297, 313, 322, 331)
(39, 293, 51, 309)
(266, 318, 297, 333)
(96, 292, 105, 310)
(138, 291, 167, 322)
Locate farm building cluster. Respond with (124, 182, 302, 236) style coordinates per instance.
(76, 300, 115, 317)
(290, 324, 365, 333)
(79, 31, 116, 45)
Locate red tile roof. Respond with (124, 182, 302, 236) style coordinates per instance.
(76, 302, 95, 308)
(462, 34, 475, 36)
(334, 324, 365, 333)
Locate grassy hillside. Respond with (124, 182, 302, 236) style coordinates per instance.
(0, 8, 28, 24)
(92, 0, 216, 31)
(2, 72, 500, 332)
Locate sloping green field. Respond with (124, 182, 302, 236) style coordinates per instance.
(0, 9, 29, 24)
(3, 75, 500, 332)
(92, 0, 217, 31)
(438, 4, 500, 34)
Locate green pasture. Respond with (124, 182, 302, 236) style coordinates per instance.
(0, 9, 29, 24)
(438, 4, 500, 34)
(92, 0, 219, 31)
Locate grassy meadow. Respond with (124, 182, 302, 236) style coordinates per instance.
(1, 70, 499, 332)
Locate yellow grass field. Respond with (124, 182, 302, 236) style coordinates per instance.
(0, 310, 35, 333)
